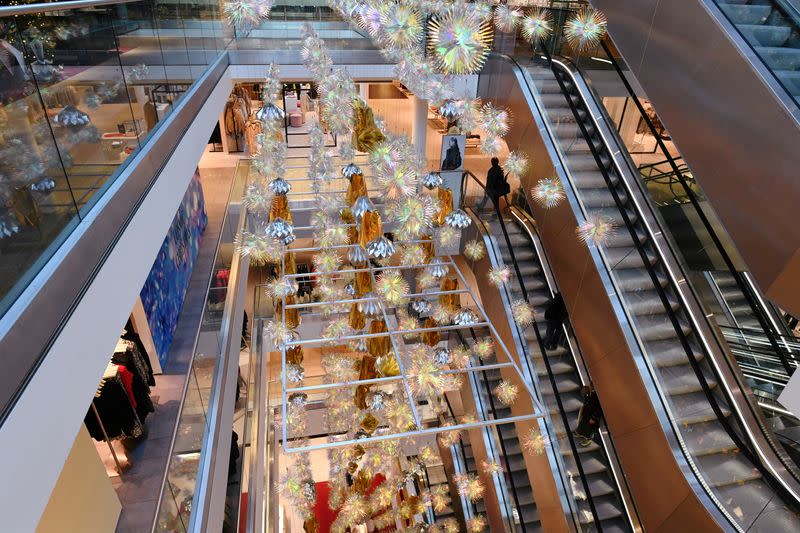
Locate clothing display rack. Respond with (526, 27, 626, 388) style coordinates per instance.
(85, 329, 156, 475)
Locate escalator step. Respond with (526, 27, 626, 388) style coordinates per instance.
(587, 206, 638, 227)
(718, 3, 771, 25)
(646, 338, 699, 368)
(670, 390, 731, 425)
(626, 290, 680, 316)
(580, 187, 629, 208)
(614, 267, 665, 292)
(637, 313, 691, 341)
(697, 451, 763, 487)
(571, 170, 618, 188)
(681, 419, 738, 456)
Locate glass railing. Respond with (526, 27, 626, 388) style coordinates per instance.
(710, 0, 800, 105)
(152, 158, 246, 533)
(0, 0, 229, 318)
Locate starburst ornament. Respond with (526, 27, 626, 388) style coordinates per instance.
(473, 337, 494, 358)
(427, 9, 494, 74)
(222, 0, 272, 31)
(444, 209, 471, 229)
(576, 214, 615, 245)
(421, 171, 443, 190)
(521, 9, 552, 42)
(376, 270, 410, 305)
(453, 308, 479, 326)
(481, 103, 511, 138)
(367, 236, 396, 259)
(464, 239, 486, 261)
(481, 459, 503, 476)
(532, 178, 565, 209)
(454, 473, 485, 502)
(565, 7, 608, 52)
(522, 428, 551, 456)
(389, 196, 436, 239)
(380, 3, 423, 49)
(494, 379, 519, 405)
(312, 250, 342, 273)
(479, 135, 503, 155)
(494, 5, 523, 33)
(505, 151, 529, 178)
(488, 266, 511, 287)
(467, 515, 487, 533)
(512, 299, 535, 327)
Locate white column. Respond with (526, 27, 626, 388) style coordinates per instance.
(359, 81, 370, 101)
(412, 95, 428, 162)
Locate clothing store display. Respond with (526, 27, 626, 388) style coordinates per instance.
(143, 98, 158, 131)
(245, 119, 262, 154)
(85, 366, 145, 441)
(84, 329, 155, 442)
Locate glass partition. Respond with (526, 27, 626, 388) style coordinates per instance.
(0, 0, 227, 319)
(154, 158, 247, 532)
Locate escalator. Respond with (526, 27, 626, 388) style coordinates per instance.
(714, 0, 800, 98)
(465, 201, 633, 532)
(479, 37, 800, 529)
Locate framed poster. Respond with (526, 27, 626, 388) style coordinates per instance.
(440, 134, 466, 171)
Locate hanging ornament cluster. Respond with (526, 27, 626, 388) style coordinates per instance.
(564, 7, 608, 52)
(222, 0, 273, 32)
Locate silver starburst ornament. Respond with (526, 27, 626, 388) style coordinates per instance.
(410, 297, 432, 317)
(265, 218, 294, 240)
(352, 196, 376, 219)
(342, 163, 362, 179)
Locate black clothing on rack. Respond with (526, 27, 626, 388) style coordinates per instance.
(85, 374, 144, 441)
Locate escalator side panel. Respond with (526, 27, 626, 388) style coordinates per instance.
(477, 55, 722, 531)
(453, 253, 572, 532)
(590, 0, 800, 317)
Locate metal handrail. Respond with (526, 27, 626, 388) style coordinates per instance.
(0, 0, 139, 16)
(461, 169, 603, 529)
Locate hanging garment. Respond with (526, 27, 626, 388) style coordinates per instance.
(120, 327, 155, 385)
(245, 119, 262, 154)
(84, 372, 144, 441)
(143, 99, 158, 131)
(113, 338, 154, 387)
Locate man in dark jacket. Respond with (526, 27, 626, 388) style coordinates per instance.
(543, 292, 567, 350)
(477, 157, 508, 210)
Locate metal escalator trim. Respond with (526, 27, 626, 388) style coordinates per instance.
(463, 203, 593, 530)
(742, 271, 800, 359)
(596, 37, 792, 376)
(554, 56, 800, 507)
(698, 0, 800, 124)
(508, 206, 642, 533)
(488, 52, 736, 529)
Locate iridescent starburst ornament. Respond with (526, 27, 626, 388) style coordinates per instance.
(378, 162, 418, 199)
(312, 250, 342, 273)
(464, 240, 486, 261)
(430, 485, 451, 513)
(494, 5, 523, 33)
(389, 196, 436, 239)
(473, 337, 494, 358)
(488, 266, 511, 287)
(531, 178, 565, 209)
(235, 230, 280, 265)
(467, 515, 487, 533)
(520, 9, 552, 42)
(505, 151, 529, 178)
(450, 345, 471, 369)
(401, 244, 427, 267)
(376, 269, 410, 305)
(437, 226, 460, 248)
(380, 3, 423, 49)
(454, 473, 485, 502)
(440, 518, 460, 533)
(512, 299, 535, 327)
(427, 9, 494, 74)
(494, 379, 519, 406)
(576, 214, 615, 245)
(268, 276, 298, 298)
(322, 318, 351, 343)
(431, 303, 453, 325)
(522, 428, 550, 456)
(223, 0, 272, 31)
(479, 135, 503, 155)
(565, 7, 608, 52)
(481, 459, 503, 476)
(409, 345, 445, 400)
(481, 103, 511, 138)
(287, 363, 304, 383)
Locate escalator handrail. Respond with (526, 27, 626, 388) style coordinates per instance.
(594, 37, 794, 376)
(451, 328, 530, 531)
(539, 38, 800, 519)
(461, 169, 603, 529)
